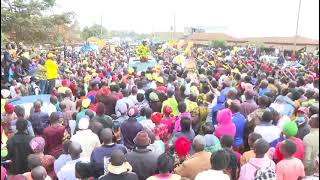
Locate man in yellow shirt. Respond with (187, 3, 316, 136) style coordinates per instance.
(45, 53, 58, 94)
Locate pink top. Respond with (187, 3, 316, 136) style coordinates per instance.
(214, 109, 236, 139)
(174, 112, 191, 133)
(276, 158, 305, 180)
(161, 117, 175, 134)
(239, 157, 276, 180)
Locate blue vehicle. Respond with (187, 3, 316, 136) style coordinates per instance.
(11, 94, 51, 117)
(128, 56, 157, 72)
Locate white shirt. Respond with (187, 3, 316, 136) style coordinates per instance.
(46, 103, 57, 116)
(57, 158, 89, 180)
(54, 154, 71, 174)
(254, 124, 281, 144)
(195, 169, 230, 180)
(70, 129, 101, 158)
(129, 95, 138, 105)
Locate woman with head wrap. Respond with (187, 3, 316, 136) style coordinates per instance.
(173, 137, 191, 168)
(160, 105, 176, 134)
(2, 103, 16, 137)
(274, 121, 305, 163)
(120, 107, 143, 150)
(191, 93, 209, 135)
(151, 112, 169, 150)
(214, 108, 236, 139)
(29, 136, 56, 179)
(149, 92, 162, 113)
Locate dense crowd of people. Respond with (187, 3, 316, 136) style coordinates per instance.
(1, 40, 319, 180)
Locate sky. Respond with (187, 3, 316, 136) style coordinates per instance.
(54, 0, 319, 39)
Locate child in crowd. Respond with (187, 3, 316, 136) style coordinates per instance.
(276, 140, 305, 180)
(239, 138, 276, 180)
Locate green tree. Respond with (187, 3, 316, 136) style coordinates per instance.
(81, 24, 108, 40)
(210, 39, 226, 48)
(1, 0, 76, 44)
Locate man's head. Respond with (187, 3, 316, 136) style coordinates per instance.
(178, 102, 187, 113)
(31, 166, 47, 180)
(260, 80, 269, 89)
(309, 114, 319, 128)
(96, 102, 105, 116)
(121, 89, 130, 97)
(89, 121, 104, 136)
(192, 135, 206, 152)
(65, 90, 72, 98)
(227, 88, 238, 100)
(248, 133, 262, 148)
(137, 93, 145, 102)
(157, 153, 175, 174)
(229, 100, 241, 113)
(85, 110, 95, 120)
(220, 135, 234, 148)
(68, 141, 82, 160)
(280, 140, 297, 158)
(180, 116, 191, 132)
(145, 107, 153, 119)
(253, 139, 269, 157)
(27, 154, 42, 170)
(244, 90, 256, 101)
(258, 96, 270, 108)
(14, 105, 25, 118)
(100, 128, 113, 145)
(49, 96, 58, 105)
(210, 150, 230, 171)
(261, 111, 273, 123)
(16, 119, 28, 132)
(33, 101, 42, 113)
(59, 102, 67, 111)
(133, 131, 151, 148)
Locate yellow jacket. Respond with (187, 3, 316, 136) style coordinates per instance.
(45, 58, 58, 80)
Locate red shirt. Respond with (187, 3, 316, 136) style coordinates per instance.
(69, 82, 76, 95)
(274, 137, 305, 162)
(43, 125, 65, 158)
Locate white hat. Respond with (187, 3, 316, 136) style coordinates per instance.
(1, 89, 10, 98)
(78, 116, 90, 130)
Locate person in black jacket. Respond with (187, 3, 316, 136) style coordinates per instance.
(7, 120, 33, 174)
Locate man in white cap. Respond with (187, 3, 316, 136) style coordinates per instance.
(71, 116, 100, 158)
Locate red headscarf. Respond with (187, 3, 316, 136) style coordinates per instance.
(174, 137, 190, 157)
(4, 103, 14, 114)
(151, 112, 162, 124)
(163, 105, 173, 116)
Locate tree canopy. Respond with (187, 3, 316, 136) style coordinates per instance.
(1, 0, 79, 45)
(210, 39, 226, 48)
(81, 24, 108, 40)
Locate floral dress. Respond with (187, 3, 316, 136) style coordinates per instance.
(153, 124, 169, 150)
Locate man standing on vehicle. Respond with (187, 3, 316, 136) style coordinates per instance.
(45, 53, 58, 94)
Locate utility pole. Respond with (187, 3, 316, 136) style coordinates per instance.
(294, 0, 302, 51)
(173, 12, 176, 40)
(100, 15, 103, 39)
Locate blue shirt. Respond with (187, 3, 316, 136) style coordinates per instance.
(11, 119, 35, 137)
(232, 112, 246, 147)
(258, 88, 271, 97)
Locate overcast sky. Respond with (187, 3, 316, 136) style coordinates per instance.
(54, 0, 319, 39)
